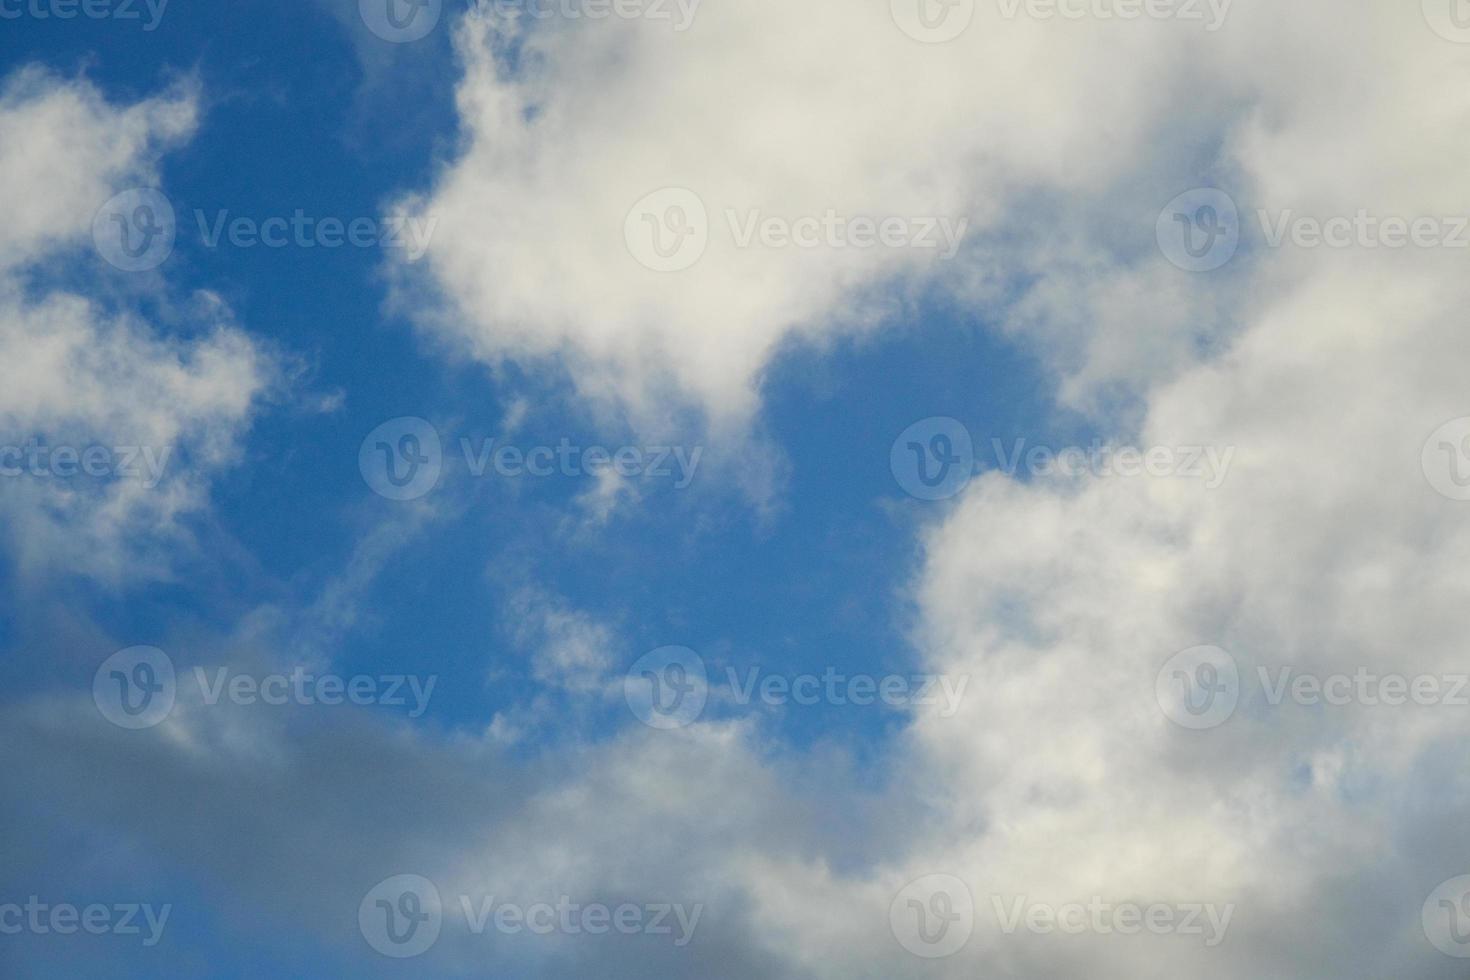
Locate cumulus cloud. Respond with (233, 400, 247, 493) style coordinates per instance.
(0, 70, 276, 583)
(10, 0, 1470, 977)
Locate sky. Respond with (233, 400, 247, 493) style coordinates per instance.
(3, 0, 1470, 977)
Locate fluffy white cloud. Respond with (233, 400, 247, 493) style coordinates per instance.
(0, 71, 276, 583)
(9, 1, 1470, 977)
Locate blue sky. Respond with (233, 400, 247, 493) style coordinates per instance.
(5, 1, 1470, 977)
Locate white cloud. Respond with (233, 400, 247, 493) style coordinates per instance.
(0, 70, 276, 583)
